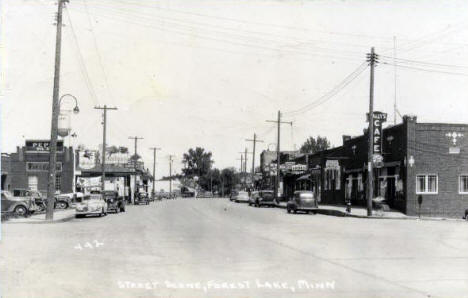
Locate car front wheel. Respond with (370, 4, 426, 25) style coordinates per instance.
(56, 201, 68, 209)
(14, 205, 28, 217)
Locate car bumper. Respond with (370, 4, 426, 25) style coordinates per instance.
(258, 201, 276, 205)
(76, 208, 102, 215)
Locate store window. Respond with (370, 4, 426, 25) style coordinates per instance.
(459, 175, 468, 194)
(416, 174, 438, 194)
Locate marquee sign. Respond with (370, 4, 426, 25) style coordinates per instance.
(25, 140, 64, 153)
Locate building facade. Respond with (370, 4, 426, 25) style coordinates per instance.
(283, 116, 468, 218)
(5, 140, 74, 195)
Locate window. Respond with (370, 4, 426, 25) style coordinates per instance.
(55, 175, 61, 191)
(416, 174, 438, 194)
(28, 176, 38, 191)
(459, 175, 468, 194)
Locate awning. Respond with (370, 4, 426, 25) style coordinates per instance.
(297, 174, 310, 181)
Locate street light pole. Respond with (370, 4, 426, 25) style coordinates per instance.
(46, 0, 69, 221)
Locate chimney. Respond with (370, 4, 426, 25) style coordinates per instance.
(403, 114, 417, 123)
(342, 135, 351, 145)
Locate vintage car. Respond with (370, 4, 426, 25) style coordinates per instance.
(248, 190, 275, 207)
(75, 194, 108, 218)
(234, 191, 250, 203)
(229, 190, 239, 201)
(286, 191, 319, 214)
(54, 193, 75, 209)
(135, 191, 150, 205)
(197, 191, 214, 198)
(13, 189, 46, 212)
(2, 190, 38, 217)
(103, 190, 126, 213)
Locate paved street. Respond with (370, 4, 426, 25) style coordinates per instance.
(1, 199, 468, 297)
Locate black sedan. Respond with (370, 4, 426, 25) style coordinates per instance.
(287, 191, 319, 214)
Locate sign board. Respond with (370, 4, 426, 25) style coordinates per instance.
(366, 112, 387, 154)
(325, 160, 340, 170)
(291, 164, 307, 174)
(26, 162, 62, 172)
(77, 150, 98, 170)
(449, 147, 461, 154)
(25, 140, 64, 153)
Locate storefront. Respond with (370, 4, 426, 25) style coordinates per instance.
(5, 140, 74, 195)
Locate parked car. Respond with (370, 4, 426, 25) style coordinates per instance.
(234, 191, 250, 203)
(286, 191, 319, 214)
(229, 190, 239, 201)
(2, 190, 38, 217)
(197, 191, 213, 198)
(13, 189, 46, 212)
(103, 190, 126, 213)
(135, 191, 150, 205)
(75, 194, 108, 218)
(181, 186, 196, 198)
(55, 193, 74, 209)
(248, 190, 275, 207)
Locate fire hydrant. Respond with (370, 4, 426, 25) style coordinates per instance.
(346, 201, 352, 213)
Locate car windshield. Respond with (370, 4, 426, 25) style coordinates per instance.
(261, 192, 274, 199)
(89, 194, 102, 200)
(297, 192, 314, 199)
(238, 191, 249, 198)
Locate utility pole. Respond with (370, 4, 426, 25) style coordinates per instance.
(239, 150, 252, 188)
(267, 111, 292, 201)
(237, 154, 244, 172)
(128, 136, 143, 203)
(366, 47, 379, 216)
(168, 155, 174, 197)
(46, 0, 69, 221)
(149, 147, 161, 199)
(246, 133, 264, 189)
(95, 105, 118, 192)
(393, 36, 398, 125)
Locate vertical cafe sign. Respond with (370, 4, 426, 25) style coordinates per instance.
(372, 112, 387, 154)
(367, 112, 387, 154)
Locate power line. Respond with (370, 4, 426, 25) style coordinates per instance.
(283, 61, 368, 116)
(380, 62, 468, 77)
(380, 55, 468, 69)
(65, 6, 100, 105)
(68, 4, 365, 63)
(81, 0, 116, 104)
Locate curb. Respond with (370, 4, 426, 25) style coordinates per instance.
(274, 204, 466, 222)
(3, 213, 75, 224)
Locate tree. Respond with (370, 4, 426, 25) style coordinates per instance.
(299, 136, 330, 154)
(182, 147, 214, 178)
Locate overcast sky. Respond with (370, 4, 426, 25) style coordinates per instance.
(2, 0, 468, 178)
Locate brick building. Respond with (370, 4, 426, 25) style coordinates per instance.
(4, 140, 74, 195)
(285, 115, 468, 218)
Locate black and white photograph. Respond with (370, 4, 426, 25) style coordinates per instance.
(1, 0, 468, 297)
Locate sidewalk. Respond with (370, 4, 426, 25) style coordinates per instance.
(275, 202, 463, 221)
(3, 209, 76, 224)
